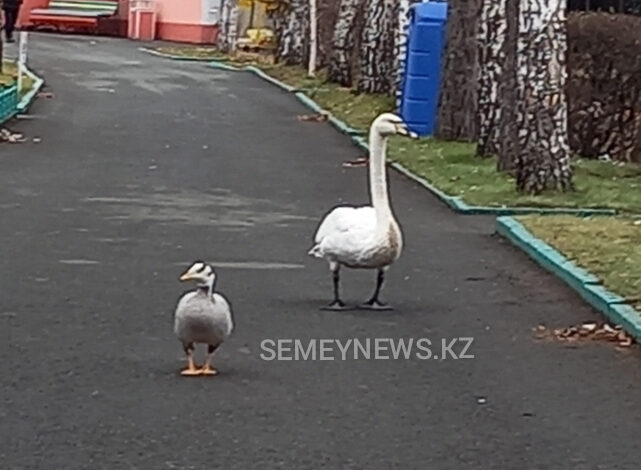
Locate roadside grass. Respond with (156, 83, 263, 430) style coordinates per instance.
(519, 215, 641, 312)
(0, 61, 35, 97)
(152, 44, 641, 213)
(265, 64, 641, 213)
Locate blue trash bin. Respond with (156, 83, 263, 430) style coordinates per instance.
(399, 1, 449, 137)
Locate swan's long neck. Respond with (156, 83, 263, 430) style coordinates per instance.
(369, 127, 393, 226)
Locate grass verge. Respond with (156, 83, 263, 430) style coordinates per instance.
(0, 61, 35, 97)
(519, 215, 641, 312)
(152, 45, 641, 213)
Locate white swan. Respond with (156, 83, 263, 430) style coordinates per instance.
(308, 113, 418, 310)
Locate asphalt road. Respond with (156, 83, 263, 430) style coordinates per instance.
(2, 35, 641, 470)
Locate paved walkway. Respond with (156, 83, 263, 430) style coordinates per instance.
(1, 35, 641, 469)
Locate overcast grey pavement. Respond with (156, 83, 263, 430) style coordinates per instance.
(2, 35, 641, 470)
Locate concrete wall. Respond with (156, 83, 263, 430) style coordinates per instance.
(18, 0, 220, 44)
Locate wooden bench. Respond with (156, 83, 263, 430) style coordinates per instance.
(29, 0, 119, 31)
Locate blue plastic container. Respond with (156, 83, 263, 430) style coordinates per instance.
(399, 1, 449, 137)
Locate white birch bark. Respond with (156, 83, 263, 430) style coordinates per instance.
(308, 0, 318, 76)
(515, 0, 573, 192)
(277, 0, 309, 65)
(327, 0, 363, 86)
(357, 0, 395, 94)
(477, 0, 507, 157)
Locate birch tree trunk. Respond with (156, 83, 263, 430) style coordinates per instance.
(218, 0, 240, 53)
(393, 0, 421, 109)
(327, 0, 363, 86)
(515, 0, 573, 193)
(357, 0, 396, 94)
(496, 0, 520, 172)
(435, 0, 481, 141)
(277, 0, 309, 65)
(308, 0, 318, 76)
(477, 0, 507, 158)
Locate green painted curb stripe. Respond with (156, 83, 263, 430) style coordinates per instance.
(139, 47, 221, 63)
(495, 216, 641, 341)
(0, 65, 45, 124)
(245, 66, 295, 92)
(609, 305, 641, 342)
(294, 92, 324, 113)
(327, 115, 361, 136)
(208, 60, 243, 71)
(390, 162, 463, 210)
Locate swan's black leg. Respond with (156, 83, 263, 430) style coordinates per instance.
(321, 265, 349, 311)
(360, 269, 393, 311)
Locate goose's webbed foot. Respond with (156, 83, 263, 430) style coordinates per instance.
(200, 344, 220, 376)
(180, 344, 202, 376)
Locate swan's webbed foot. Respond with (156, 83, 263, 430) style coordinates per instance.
(358, 299, 393, 311)
(320, 299, 351, 311)
(359, 269, 393, 310)
(321, 264, 351, 310)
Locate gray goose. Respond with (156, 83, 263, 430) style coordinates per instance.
(174, 261, 234, 376)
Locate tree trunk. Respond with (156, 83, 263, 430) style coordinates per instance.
(477, 0, 507, 158)
(276, 0, 309, 65)
(515, 0, 573, 193)
(218, 0, 240, 53)
(308, 0, 318, 76)
(435, 0, 481, 141)
(496, 0, 520, 172)
(357, 0, 396, 94)
(393, 0, 421, 109)
(1, 9, 5, 74)
(327, 0, 363, 86)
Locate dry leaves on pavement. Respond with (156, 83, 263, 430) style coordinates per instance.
(297, 112, 329, 122)
(0, 128, 26, 143)
(534, 322, 634, 348)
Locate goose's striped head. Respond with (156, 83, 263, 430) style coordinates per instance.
(179, 261, 216, 288)
(373, 113, 418, 139)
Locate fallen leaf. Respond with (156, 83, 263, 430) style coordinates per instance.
(0, 128, 26, 143)
(342, 157, 368, 168)
(540, 321, 635, 348)
(297, 112, 329, 122)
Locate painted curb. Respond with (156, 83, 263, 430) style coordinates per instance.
(0, 65, 45, 124)
(139, 47, 218, 62)
(149, 49, 621, 217)
(17, 66, 45, 113)
(496, 216, 641, 341)
(246, 66, 295, 92)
